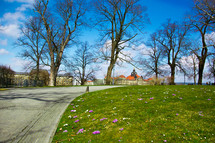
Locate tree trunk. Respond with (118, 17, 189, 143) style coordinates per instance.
(170, 65, 175, 85)
(49, 65, 57, 86)
(106, 64, 114, 85)
(35, 60, 40, 86)
(198, 60, 204, 85)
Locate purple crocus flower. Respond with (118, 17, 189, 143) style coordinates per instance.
(113, 119, 118, 123)
(164, 140, 167, 142)
(176, 113, 179, 116)
(119, 128, 123, 131)
(63, 130, 68, 132)
(77, 128, 84, 134)
(73, 116, 78, 118)
(100, 118, 107, 121)
(75, 119, 79, 123)
(71, 110, 76, 112)
(150, 97, 154, 100)
(89, 110, 93, 113)
(172, 94, 176, 96)
(208, 99, 211, 101)
(92, 131, 100, 134)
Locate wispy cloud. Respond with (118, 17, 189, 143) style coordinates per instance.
(0, 24, 20, 38)
(0, 39, 8, 46)
(4, 0, 34, 4)
(0, 49, 9, 55)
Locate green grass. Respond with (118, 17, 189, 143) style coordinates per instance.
(52, 85, 215, 143)
(0, 88, 8, 91)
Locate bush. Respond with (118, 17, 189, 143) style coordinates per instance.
(149, 76, 165, 85)
(0, 65, 15, 88)
(29, 69, 49, 86)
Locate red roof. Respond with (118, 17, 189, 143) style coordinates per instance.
(126, 75, 141, 80)
(119, 75, 126, 78)
(144, 78, 153, 81)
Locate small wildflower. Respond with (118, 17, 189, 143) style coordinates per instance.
(145, 101, 148, 103)
(113, 119, 118, 123)
(179, 97, 182, 100)
(100, 118, 107, 121)
(63, 123, 68, 126)
(164, 140, 167, 142)
(150, 97, 154, 100)
(63, 130, 68, 132)
(119, 128, 123, 131)
(85, 110, 89, 113)
(208, 99, 211, 101)
(92, 119, 95, 121)
(75, 119, 79, 123)
(71, 110, 76, 112)
(89, 110, 93, 113)
(138, 98, 143, 100)
(92, 131, 100, 134)
(77, 128, 84, 134)
(176, 113, 179, 116)
(172, 94, 176, 96)
(119, 140, 121, 142)
(68, 115, 72, 118)
(73, 115, 78, 118)
(113, 107, 116, 110)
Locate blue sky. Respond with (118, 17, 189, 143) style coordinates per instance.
(0, 0, 211, 83)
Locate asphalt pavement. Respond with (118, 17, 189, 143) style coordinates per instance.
(0, 86, 120, 143)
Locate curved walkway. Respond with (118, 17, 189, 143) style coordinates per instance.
(0, 86, 120, 143)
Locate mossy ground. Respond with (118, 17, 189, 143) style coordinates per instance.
(52, 85, 215, 143)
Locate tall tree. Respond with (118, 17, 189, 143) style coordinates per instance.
(205, 57, 215, 83)
(155, 20, 190, 85)
(138, 33, 164, 81)
(189, 0, 215, 85)
(34, 0, 86, 86)
(179, 54, 199, 84)
(66, 42, 98, 85)
(93, 0, 148, 85)
(16, 17, 46, 86)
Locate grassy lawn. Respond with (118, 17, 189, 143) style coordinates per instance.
(52, 85, 215, 142)
(0, 88, 8, 91)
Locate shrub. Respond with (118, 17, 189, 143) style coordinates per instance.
(0, 65, 15, 88)
(149, 76, 165, 85)
(29, 69, 49, 86)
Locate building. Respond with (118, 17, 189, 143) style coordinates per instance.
(105, 69, 151, 85)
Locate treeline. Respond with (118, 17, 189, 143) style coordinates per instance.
(14, 0, 214, 86)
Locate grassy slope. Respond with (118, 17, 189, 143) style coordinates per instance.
(52, 85, 215, 143)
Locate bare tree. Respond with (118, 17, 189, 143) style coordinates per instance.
(138, 33, 164, 81)
(93, 0, 148, 85)
(194, 0, 215, 21)
(179, 54, 199, 84)
(205, 57, 215, 83)
(34, 0, 86, 86)
(66, 42, 98, 85)
(155, 19, 190, 85)
(189, 0, 215, 85)
(16, 17, 46, 86)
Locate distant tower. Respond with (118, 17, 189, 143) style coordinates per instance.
(131, 68, 137, 79)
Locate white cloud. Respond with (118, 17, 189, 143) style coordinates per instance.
(4, 0, 34, 3)
(0, 24, 20, 38)
(1, 12, 25, 23)
(0, 49, 9, 55)
(0, 39, 8, 46)
(16, 3, 32, 11)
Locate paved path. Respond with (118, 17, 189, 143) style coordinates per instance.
(0, 86, 120, 143)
